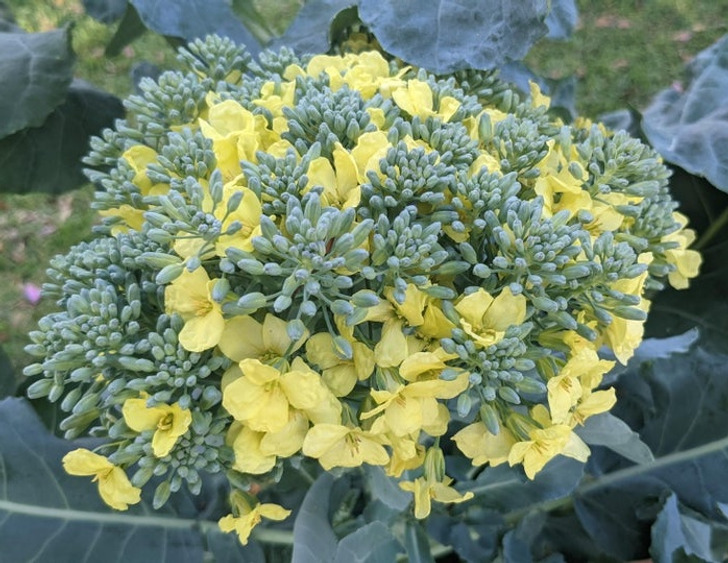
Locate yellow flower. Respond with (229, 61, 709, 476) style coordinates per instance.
(219, 502, 291, 545)
(164, 267, 225, 352)
(226, 422, 277, 475)
(398, 348, 458, 383)
(548, 347, 616, 424)
(306, 144, 361, 209)
(302, 424, 389, 470)
(122, 397, 192, 457)
(455, 287, 527, 347)
(218, 313, 307, 364)
(198, 100, 270, 181)
(452, 422, 516, 467)
(252, 80, 296, 133)
(599, 254, 652, 364)
(361, 372, 469, 437)
(62, 448, 141, 511)
(215, 186, 263, 255)
(366, 285, 429, 367)
(222, 358, 338, 432)
(399, 476, 473, 519)
(380, 432, 425, 477)
(305, 330, 375, 396)
(351, 130, 390, 181)
(98, 204, 146, 235)
(664, 212, 702, 289)
(529, 81, 551, 109)
(259, 409, 310, 457)
(391, 80, 460, 122)
(418, 298, 457, 341)
(507, 417, 590, 479)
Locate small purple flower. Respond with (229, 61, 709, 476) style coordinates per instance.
(23, 283, 42, 305)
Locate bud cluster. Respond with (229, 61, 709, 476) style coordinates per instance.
(25, 35, 701, 540)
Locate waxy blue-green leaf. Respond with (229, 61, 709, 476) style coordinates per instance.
(650, 493, 723, 563)
(83, 0, 127, 24)
(427, 513, 502, 562)
(105, 2, 147, 57)
(271, 0, 357, 58)
(575, 412, 654, 465)
(0, 27, 75, 138)
(357, 0, 550, 73)
(500, 511, 548, 563)
(642, 34, 728, 192)
(545, 0, 577, 39)
(0, 397, 262, 562)
(572, 346, 728, 560)
(129, 0, 262, 54)
(403, 521, 435, 563)
(461, 456, 584, 512)
(333, 521, 402, 562)
(0, 80, 123, 194)
(365, 466, 410, 511)
(291, 473, 339, 563)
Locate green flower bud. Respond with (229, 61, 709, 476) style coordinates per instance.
(156, 262, 185, 284)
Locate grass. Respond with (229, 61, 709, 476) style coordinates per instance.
(1, 0, 727, 377)
(527, 0, 728, 117)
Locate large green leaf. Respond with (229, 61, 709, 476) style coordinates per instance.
(129, 0, 262, 54)
(0, 27, 75, 138)
(461, 456, 584, 513)
(0, 80, 123, 194)
(642, 34, 728, 192)
(105, 3, 148, 57)
(575, 412, 654, 465)
(0, 397, 262, 562)
(544, 0, 577, 40)
(357, 0, 550, 73)
(571, 346, 728, 560)
(650, 493, 725, 563)
(291, 473, 339, 563)
(333, 521, 402, 562)
(271, 0, 356, 54)
(83, 0, 128, 24)
(403, 521, 435, 563)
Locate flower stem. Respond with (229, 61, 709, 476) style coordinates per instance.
(694, 205, 728, 250)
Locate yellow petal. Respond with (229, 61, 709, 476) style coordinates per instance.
(122, 398, 163, 433)
(164, 267, 212, 318)
(430, 482, 474, 504)
(302, 424, 350, 458)
(259, 411, 308, 457)
(280, 369, 327, 410)
(98, 467, 141, 510)
(483, 287, 527, 331)
(62, 448, 112, 476)
(374, 318, 408, 367)
(178, 309, 225, 352)
(258, 503, 292, 521)
(218, 316, 266, 361)
(384, 395, 423, 436)
(323, 364, 358, 396)
(263, 314, 307, 355)
(232, 426, 277, 474)
(455, 289, 494, 328)
(305, 333, 341, 369)
(239, 358, 281, 385)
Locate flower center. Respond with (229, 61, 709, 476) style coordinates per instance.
(158, 413, 174, 431)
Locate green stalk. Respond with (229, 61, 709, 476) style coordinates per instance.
(693, 205, 728, 251)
